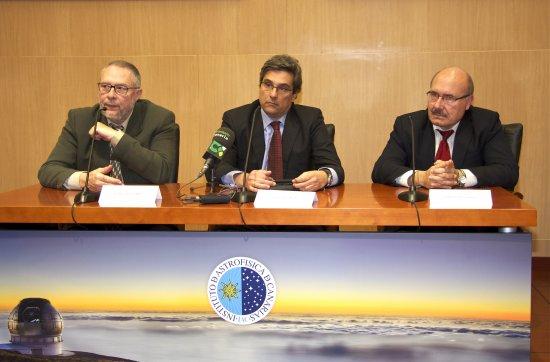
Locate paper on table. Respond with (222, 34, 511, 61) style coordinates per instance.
(254, 189, 317, 209)
(98, 185, 162, 208)
(429, 189, 492, 209)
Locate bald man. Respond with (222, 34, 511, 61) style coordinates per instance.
(372, 67, 518, 190)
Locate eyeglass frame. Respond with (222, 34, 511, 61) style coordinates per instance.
(98, 83, 141, 96)
(260, 79, 294, 95)
(426, 90, 471, 105)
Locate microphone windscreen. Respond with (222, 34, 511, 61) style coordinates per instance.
(203, 127, 235, 161)
(198, 194, 231, 204)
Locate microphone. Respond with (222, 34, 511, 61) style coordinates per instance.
(197, 127, 235, 178)
(175, 127, 235, 200)
(74, 105, 106, 205)
(232, 106, 261, 203)
(186, 194, 232, 204)
(398, 115, 428, 203)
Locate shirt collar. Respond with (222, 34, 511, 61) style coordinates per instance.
(260, 108, 287, 130)
(433, 121, 460, 134)
(107, 110, 133, 130)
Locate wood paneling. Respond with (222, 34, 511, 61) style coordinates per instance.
(287, 0, 549, 53)
(0, 0, 289, 56)
(0, 0, 548, 254)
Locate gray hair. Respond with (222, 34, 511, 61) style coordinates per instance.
(105, 60, 141, 87)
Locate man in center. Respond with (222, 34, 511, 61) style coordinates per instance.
(214, 54, 344, 192)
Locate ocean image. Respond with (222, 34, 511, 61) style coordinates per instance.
(0, 312, 530, 361)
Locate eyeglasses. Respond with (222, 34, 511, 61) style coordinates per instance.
(260, 80, 293, 95)
(426, 91, 470, 105)
(98, 83, 140, 96)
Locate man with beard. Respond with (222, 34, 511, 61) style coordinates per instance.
(371, 67, 518, 190)
(38, 60, 178, 192)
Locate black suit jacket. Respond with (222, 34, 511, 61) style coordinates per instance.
(371, 107, 519, 189)
(214, 100, 344, 184)
(38, 99, 178, 189)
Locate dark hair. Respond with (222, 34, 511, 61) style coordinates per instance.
(106, 60, 141, 87)
(259, 54, 302, 94)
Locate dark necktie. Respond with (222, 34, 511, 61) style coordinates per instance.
(268, 121, 283, 180)
(109, 123, 124, 182)
(435, 129, 454, 161)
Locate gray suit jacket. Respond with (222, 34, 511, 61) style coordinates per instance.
(38, 99, 178, 189)
(214, 100, 344, 184)
(371, 107, 519, 190)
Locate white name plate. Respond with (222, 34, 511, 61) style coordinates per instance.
(254, 189, 318, 209)
(429, 189, 492, 209)
(99, 185, 162, 208)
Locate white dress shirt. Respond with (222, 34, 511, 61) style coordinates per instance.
(221, 108, 338, 187)
(395, 121, 478, 187)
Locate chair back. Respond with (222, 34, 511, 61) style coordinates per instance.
(502, 123, 523, 164)
(170, 123, 180, 182)
(325, 123, 335, 143)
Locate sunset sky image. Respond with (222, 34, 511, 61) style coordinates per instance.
(0, 231, 531, 322)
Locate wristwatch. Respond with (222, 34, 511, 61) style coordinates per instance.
(320, 168, 333, 188)
(456, 169, 466, 188)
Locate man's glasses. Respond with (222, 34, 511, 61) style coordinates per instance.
(98, 83, 140, 96)
(260, 80, 293, 95)
(426, 91, 470, 105)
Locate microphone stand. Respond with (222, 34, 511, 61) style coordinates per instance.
(74, 106, 105, 204)
(208, 168, 217, 194)
(398, 115, 428, 203)
(232, 106, 260, 203)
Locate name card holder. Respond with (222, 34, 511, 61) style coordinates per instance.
(254, 189, 317, 209)
(99, 185, 162, 208)
(429, 189, 492, 209)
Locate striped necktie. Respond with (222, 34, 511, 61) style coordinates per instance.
(109, 123, 124, 182)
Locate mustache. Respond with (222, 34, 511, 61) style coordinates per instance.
(430, 107, 446, 117)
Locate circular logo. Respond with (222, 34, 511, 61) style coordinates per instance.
(207, 257, 276, 325)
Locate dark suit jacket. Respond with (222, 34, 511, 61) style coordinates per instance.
(371, 107, 519, 190)
(38, 99, 178, 189)
(214, 100, 344, 184)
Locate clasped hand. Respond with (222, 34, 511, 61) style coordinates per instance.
(417, 160, 458, 189)
(236, 170, 329, 192)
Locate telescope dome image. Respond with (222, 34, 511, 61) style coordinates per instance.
(7, 298, 63, 356)
(2, 297, 134, 360)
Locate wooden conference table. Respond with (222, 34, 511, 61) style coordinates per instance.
(0, 183, 537, 228)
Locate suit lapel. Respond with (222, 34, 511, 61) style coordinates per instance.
(282, 106, 299, 168)
(93, 112, 111, 168)
(452, 112, 473, 167)
(124, 100, 144, 138)
(112, 100, 144, 177)
(416, 114, 436, 169)
(250, 107, 265, 171)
